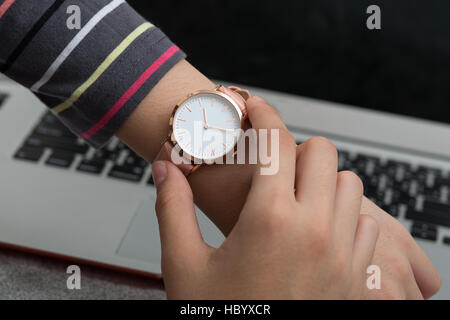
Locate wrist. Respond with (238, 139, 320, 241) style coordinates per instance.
(117, 60, 251, 235)
(116, 59, 248, 235)
(116, 59, 215, 162)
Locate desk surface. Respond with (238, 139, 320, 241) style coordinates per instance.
(0, 247, 166, 299)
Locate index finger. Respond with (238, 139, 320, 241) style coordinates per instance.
(245, 96, 296, 199)
(294, 137, 338, 213)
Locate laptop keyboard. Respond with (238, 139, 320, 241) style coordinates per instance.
(336, 149, 450, 242)
(14, 112, 154, 185)
(13, 112, 450, 244)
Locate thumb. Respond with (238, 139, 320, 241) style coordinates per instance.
(152, 160, 206, 263)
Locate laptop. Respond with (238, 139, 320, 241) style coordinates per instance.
(2, 76, 450, 297)
(2, 0, 450, 298)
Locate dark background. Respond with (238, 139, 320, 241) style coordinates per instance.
(128, 0, 450, 124)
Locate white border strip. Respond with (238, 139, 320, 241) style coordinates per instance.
(31, 0, 125, 92)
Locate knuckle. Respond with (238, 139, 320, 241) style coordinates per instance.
(358, 214, 379, 234)
(306, 136, 338, 159)
(279, 128, 295, 143)
(277, 129, 296, 151)
(251, 101, 278, 120)
(338, 170, 364, 194)
(255, 195, 292, 234)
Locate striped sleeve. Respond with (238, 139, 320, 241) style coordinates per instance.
(0, 0, 186, 148)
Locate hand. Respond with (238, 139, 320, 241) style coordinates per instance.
(152, 99, 380, 299)
(359, 197, 441, 299)
(118, 61, 441, 299)
(192, 97, 442, 299)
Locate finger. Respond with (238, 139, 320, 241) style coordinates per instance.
(246, 96, 289, 131)
(407, 239, 442, 299)
(361, 197, 442, 299)
(153, 160, 208, 263)
(350, 214, 379, 296)
(246, 96, 296, 199)
(403, 265, 425, 300)
(295, 137, 338, 215)
(333, 171, 364, 254)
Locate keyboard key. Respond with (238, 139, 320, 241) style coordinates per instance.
(391, 189, 414, 205)
(25, 134, 88, 154)
(443, 237, 450, 245)
(361, 174, 379, 188)
(412, 221, 437, 232)
(34, 124, 75, 139)
(45, 151, 75, 168)
(411, 222, 437, 241)
(116, 141, 129, 150)
(354, 154, 380, 174)
(391, 179, 412, 195)
(417, 165, 441, 175)
(406, 200, 450, 227)
(421, 188, 442, 202)
(14, 146, 44, 162)
(411, 230, 437, 242)
(385, 159, 411, 168)
(92, 149, 118, 162)
(436, 176, 450, 188)
(338, 150, 352, 171)
(108, 165, 144, 182)
(355, 153, 380, 162)
(124, 153, 148, 168)
(379, 204, 399, 217)
(382, 162, 412, 183)
(338, 150, 350, 159)
(77, 159, 105, 174)
(415, 166, 442, 187)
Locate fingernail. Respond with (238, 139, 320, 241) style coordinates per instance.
(152, 161, 167, 187)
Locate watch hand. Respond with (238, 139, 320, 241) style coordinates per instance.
(207, 125, 236, 133)
(203, 107, 209, 128)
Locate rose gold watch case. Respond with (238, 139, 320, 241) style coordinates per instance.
(167, 86, 245, 165)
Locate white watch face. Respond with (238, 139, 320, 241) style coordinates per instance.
(173, 92, 242, 161)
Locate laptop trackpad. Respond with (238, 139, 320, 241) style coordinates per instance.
(116, 196, 225, 265)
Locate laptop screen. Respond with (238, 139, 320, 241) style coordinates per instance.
(129, 0, 450, 125)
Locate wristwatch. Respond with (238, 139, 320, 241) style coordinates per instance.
(156, 85, 251, 176)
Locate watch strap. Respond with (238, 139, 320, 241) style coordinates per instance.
(216, 85, 250, 119)
(154, 141, 200, 176)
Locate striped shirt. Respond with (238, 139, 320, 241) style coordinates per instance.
(0, 0, 185, 147)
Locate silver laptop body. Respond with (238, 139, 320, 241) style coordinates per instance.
(1, 76, 450, 298)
